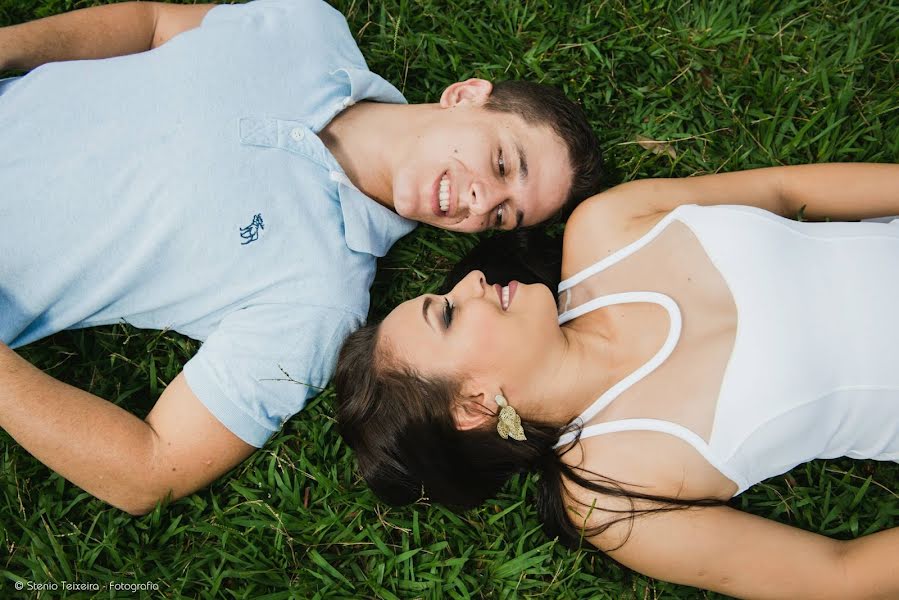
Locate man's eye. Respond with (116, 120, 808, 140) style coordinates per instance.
(498, 148, 505, 177)
(443, 298, 454, 328)
(495, 204, 505, 229)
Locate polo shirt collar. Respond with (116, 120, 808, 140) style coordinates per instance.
(330, 172, 416, 257)
(331, 67, 407, 107)
(324, 67, 416, 257)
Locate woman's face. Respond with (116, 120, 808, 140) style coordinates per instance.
(378, 270, 561, 398)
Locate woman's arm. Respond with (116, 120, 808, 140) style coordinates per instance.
(579, 499, 899, 599)
(0, 2, 213, 72)
(595, 163, 899, 221)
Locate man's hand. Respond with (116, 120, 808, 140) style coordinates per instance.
(0, 342, 254, 514)
(0, 2, 214, 72)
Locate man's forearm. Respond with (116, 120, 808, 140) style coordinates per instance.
(0, 342, 161, 514)
(0, 2, 159, 72)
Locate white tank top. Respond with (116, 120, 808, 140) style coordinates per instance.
(556, 204, 899, 494)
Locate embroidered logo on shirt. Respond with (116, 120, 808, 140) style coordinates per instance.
(240, 213, 264, 245)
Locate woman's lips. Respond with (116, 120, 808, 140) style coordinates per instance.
(506, 281, 518, 308)
(495, 281, 519, 310)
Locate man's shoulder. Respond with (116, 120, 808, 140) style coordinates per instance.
(205, 0, 355, 44)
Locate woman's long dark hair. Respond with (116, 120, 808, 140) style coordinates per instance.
(335, 229, 725, 549)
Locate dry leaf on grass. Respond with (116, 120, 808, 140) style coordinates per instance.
(636, 135, 677, 159)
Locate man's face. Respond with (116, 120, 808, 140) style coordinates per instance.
(391, 80, 573, 232)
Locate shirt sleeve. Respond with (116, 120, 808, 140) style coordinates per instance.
(194, 0, 368, 81)
(182, 303, 362, 447)
(0, 76, 21, 97)
(201, 0, 357, 50)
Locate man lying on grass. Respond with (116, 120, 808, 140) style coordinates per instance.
(0, 0, 602, 514)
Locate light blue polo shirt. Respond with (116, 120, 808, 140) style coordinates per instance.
(0, 0, 416, 446)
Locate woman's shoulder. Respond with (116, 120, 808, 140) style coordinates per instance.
(556, 433, 674, 549)
(558, 431, 736, 522)
(561, 187, 667, 280)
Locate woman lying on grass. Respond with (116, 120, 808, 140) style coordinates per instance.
(335, 163, 899, 599)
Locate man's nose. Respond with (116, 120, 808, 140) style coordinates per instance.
(466, 182, 501, 217)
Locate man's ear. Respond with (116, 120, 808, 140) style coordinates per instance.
(440, 78, 493, 108)
(452, 392, 496, 431)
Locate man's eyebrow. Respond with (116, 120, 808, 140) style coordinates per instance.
(422, 297, 435, 332)
(514, 140, 528, 228)
(515, 141, 529, 181)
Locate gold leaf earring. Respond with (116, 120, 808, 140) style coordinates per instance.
(495, 395, 527, 441)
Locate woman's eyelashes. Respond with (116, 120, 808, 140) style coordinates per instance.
(443, 298, 455, 329)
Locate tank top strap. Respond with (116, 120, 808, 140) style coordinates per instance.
(558, 290, 682, 424)
(558, 418, 705, 451)
(558, 208, 685, 294)
(555, 418, 747, 491)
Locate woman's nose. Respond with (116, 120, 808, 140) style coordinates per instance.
(454, 270, 487, 298)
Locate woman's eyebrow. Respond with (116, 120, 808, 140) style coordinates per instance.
(422, 297, 436, 332)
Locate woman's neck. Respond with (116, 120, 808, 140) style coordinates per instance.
(519, 309, 661, 427)
(513, 315, 611, 426)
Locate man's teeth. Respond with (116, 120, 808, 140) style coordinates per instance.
(502, 285, 510, 309)
(439, 175, 449, 212)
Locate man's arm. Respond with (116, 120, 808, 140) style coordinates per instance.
(0, 2, 214, 72)
(0, 342, 254, 515)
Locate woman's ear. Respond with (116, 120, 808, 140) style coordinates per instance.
(452, 393, 495, 431)
(439, 78, 493, 108)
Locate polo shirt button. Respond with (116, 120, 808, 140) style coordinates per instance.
(290, 128, 305, 141)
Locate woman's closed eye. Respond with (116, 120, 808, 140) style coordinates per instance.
(443, 298, 455, 328)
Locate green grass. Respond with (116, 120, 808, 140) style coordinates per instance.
(2, 0, 899, 598)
